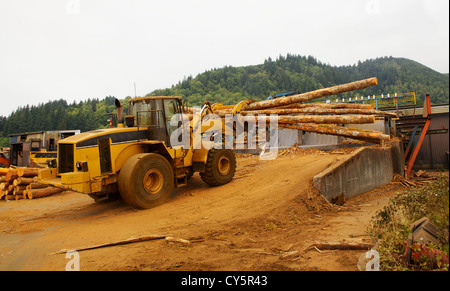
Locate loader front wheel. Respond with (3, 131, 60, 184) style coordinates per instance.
(118, 153, 174, 209)
(200, 149, 236, 186)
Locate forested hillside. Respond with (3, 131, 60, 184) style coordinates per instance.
(149, 55, 449, 106)
(1, 55, 448, 147)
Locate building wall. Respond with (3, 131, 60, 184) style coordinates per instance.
(9, 130, 80, 167)
(414, 113, 449, 169)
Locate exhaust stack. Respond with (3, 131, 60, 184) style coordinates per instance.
(115, 98, 124, 128)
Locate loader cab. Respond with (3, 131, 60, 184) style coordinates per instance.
(125, 96, 184, 146)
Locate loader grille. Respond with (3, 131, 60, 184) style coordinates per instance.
(58, 143, 74, 174)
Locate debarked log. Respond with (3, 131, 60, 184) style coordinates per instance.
(242, 77, 378, 110)
(13, 177, 35, 186)
(275, 115, 375, 124)
(17, 167, 40, 177)
(26, 182, 49, 191)
(213, 113, 376, 125)
(216, 108, 395, 116)
(279, 123, 390, 143)
(272, 103, 375, 110)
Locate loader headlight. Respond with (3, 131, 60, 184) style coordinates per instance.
(76, 161, 89, 172)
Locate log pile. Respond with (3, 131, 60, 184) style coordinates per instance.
(210, 77, 393, 144)
(0, 167, 63, 202)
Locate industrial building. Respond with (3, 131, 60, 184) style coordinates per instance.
(9, 130, 80, 167)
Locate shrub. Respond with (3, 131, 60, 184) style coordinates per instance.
(369, 174, 449, 271)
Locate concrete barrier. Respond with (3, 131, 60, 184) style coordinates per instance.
(313, 140, 404, 202)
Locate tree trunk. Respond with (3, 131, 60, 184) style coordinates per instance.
(217, 108, 395, 116)
(17, 168, 40, 177)
(5, 169, 18, 182)
(276, 115, 375, 124)
(13, 185, 27, 196)
(26, 182, 49, 190)
(272, 102, 375, 110)
(279, 123, 390, 143)
(242, 77, 378, 110)
(26, 187, 63, 199)
(0, 169, 9, 176)
(13, 177, 35, 186)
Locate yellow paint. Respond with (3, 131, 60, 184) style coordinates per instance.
(38, 168, 57, 180)
(39, 98, 226, 197)
(114, 144, 146, 171)
(61, 172, 90, 184)
(232, 100, 254, 115)
(192, 148, 209, 164)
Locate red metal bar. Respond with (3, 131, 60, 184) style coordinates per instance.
(405, 95, 431, 179)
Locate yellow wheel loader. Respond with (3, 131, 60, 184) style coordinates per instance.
(38, 96, 236, 209)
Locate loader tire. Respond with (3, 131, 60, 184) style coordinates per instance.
(118, 153, 174, 209)
(200, 149, 236, 186)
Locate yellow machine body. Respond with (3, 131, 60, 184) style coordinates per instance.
(38, 96, 232, 202)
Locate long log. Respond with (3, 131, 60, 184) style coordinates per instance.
(242, 77, 378, 110)
(276, 115, 375, 124)
(272, 103, 375, 110)
(26, 182, 49, 191)
(17, 168, 40, 177)
(0, 168, 9, 176)
(279, 123, 390, 143)
(13, 177, 35, 186)
(216, 108, 395, 116)
(26, 187, 63, 199)
(5, 169, 18, 182)
(215, 114, 375, 125)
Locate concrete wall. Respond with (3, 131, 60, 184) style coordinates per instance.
(301, 132, 339, 146)
(313, 140, 404, 202)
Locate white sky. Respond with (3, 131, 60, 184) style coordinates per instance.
(0, 0, 449, 117)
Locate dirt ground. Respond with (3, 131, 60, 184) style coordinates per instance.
(0, 148, 403, 271)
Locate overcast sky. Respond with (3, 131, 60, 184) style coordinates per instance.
(0, 0, 448, 117)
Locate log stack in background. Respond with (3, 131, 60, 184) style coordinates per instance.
(209, 77, 393, 144)
(0, 167, 63, 202)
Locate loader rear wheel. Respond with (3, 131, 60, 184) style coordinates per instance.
(200, 149, 236, 186)
(118, 153, 174, 209)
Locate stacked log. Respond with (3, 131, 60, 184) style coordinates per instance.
(0, 167, 63, 201)
(211, 77, 392, 143)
